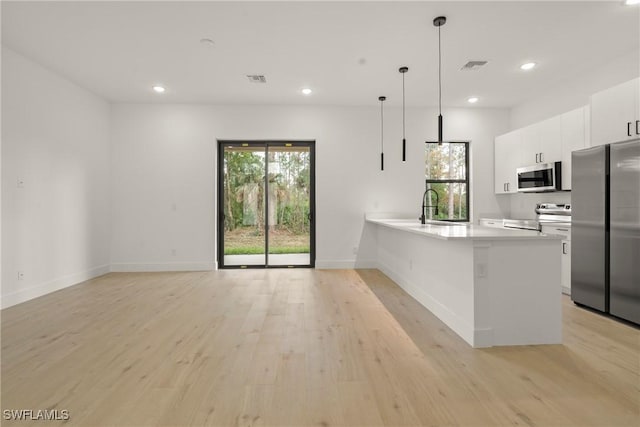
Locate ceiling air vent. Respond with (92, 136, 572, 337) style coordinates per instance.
(247, 75, 267, 83)
(460, 61, 488, 71)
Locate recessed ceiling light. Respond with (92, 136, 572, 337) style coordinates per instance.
(152, 85, 166, 93)
(301, 88, 312, 96)
(625, 0, 640, 5)
(467, 96, 479, 104)
(520, 62, 537, 71)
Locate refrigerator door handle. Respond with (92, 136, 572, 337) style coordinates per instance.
(562, 242, 568, 255)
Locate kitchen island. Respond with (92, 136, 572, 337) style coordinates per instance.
(365, 213, 563, 348)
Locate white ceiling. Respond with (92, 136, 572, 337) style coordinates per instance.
(2, 1, 639, 108)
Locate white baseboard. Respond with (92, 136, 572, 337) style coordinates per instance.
(0, 264, 110, 309)
(354, 260, 379, 269)
(315, 260, 354, 269)
(315, 259, 378, 269)
(110, 262, 215, 272)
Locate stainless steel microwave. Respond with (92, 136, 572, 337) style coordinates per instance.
(516, 162, 562, 192)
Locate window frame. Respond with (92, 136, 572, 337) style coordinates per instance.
(424, 141, 470, 222)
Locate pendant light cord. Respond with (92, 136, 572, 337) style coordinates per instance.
(438, 24, 442, 116)
(379, 96, 385, 171)
(402, 74, 406, 140)
(380, 100, 384, 151)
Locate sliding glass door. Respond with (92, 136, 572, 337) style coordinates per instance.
(218, 141, 315, 268)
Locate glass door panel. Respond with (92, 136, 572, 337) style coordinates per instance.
(222, 144, 266, 267)
(266, 145, 311, 266)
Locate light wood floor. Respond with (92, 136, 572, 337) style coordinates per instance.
(1, 269, 638, 426)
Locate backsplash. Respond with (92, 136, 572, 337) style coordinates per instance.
(510, 192, 572, 219)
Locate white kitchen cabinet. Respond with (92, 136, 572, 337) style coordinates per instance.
(560, 106, 588, 190)
(494, 130, 520, 194)
(519, 124, 539, 166)
(561, 239, 571, 296)
(541, 224, 571, 295)
(520, 117, 562, 166)
(590, 77, 640, 147)
(538, 116, 563, 164)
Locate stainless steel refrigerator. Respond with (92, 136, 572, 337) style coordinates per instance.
(572, 139, 640, 325)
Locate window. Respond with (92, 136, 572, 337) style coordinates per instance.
(424, 141, 469, 221)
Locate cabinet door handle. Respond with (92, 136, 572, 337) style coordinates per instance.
(562, 242, 568, 255)
(555, 228, 569, 232)
(540, 152, 544, 162)
(636, 120, 639, 135)
(535, 153, 539, 163)
(506, 183, 509, 192)
(628, 122, 633, 137)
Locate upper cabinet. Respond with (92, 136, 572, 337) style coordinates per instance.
(494, 106, 588, 194)
(495, 130, 520, 194)
(560, 106, 588, 190)
(520, 116, 562, 166)
(590, 78, 640, 146)
(494, 77, 639, 195)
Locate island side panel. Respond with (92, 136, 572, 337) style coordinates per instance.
(478, 239, 562, 346)
(375, 225, 476, 346)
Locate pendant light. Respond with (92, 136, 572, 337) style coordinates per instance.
(379, 96, 386, 171)
(399, 66, 408, 161)
(434, 16, 446, 143)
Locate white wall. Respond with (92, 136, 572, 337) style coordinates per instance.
(1, 47, 111, 308)
(509, 192, 572, 220)
(110, 104, 510, 270)
(510, 49, 640, 129)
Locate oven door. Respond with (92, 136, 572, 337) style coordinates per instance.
(517, 162, 561, 192)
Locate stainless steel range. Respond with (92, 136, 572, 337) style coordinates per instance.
(502, 203, 571, 231)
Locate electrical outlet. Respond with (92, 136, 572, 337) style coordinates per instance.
(17, 271, 25, 281)
(476, 263, 487, 278)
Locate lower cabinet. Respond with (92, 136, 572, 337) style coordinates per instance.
(542, 224, 571, 295)
(560, 239, 571, 296)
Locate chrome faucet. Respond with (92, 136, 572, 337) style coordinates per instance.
(420, 188, 439, 224)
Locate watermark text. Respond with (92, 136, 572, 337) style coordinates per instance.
(3, 409, 70, 421)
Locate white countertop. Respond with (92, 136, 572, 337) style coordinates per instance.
(366, 214, 562, 241)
